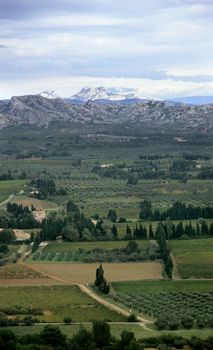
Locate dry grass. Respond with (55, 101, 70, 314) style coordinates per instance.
(29, 261, 163, 284)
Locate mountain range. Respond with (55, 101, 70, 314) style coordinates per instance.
(37, 87, 213, 106)
(0, 91, 212, 133)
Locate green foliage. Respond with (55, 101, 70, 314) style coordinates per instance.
(0, 229, 16, 244)
(92, 321, 111, 348)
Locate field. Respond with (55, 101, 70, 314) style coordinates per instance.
(0, 285, 124, 322)
(43, 241, 150, 252)
(28, 240, 152, 263)
(28, 262, 163, 283)
(0, 147, 212, 218)
(9, 195, 59, 210)
(169, 238, 213, 278)
(0, 264, 48, 279)
(3, 324, 213, 340)
(0, 131, 213, 340)
(111, 280, 213, 329)
(0, 179, 27, 204)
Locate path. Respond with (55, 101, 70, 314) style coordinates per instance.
(23, 262, 152, 331)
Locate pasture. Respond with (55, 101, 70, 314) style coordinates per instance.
(169, 238, 213, 278)
(0, 285, 124, 322)
(28, 261, 163, 283)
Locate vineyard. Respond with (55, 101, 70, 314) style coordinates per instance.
(30, 242, 158, 263)
(112, 290, 213, 329)
(9, 196, 59, 211)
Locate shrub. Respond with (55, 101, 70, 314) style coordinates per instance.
(181, 315, 193, 329)
(127, 314, 138, 322)
(154, 317, 168, 330)
(64, 317, 72, 325)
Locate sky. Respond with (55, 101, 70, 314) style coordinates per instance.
(0, 0, 213, 99)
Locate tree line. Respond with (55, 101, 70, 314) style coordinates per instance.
(139, 200, 213, 221)
(0, 323, 213, 350)
(124, 220, 213, 240)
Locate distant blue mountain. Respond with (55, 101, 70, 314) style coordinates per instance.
(169, 96, 213, 105)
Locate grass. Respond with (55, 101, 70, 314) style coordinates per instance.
(0, 285, 124, 322)
(112, 280, 213, 293)
(169, 238, 213, 278)
(3, 324, 213, 340)
(0, 179, 27, 204)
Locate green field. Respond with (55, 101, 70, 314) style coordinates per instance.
(3, 324, 213, 340)
(0, 285, 124, 322)
(27, 240, 151, 263)
(0, 151, 212, 218)
(44, 241, 149, 252)
(0, 179, 27, 204)
(111, 280, 213, 330)
(112, 280, 213, 293)
(169, 238, 213, 278)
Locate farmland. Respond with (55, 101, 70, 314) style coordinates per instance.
(8, 195, 59, 211)
(111, 280, 213, 330)
(28, 261, 163, 283)
(0, 129, 213, 341)
(0, 285, 124, 322)
(0, 180, 27, 204)
(28, 240, 154, 263)
(169, 238, 213, 278)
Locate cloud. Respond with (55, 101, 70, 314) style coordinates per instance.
(0, 0, 212, 99)
(0, 75, 213, 100)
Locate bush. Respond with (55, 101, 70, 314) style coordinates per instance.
(181, 315, 193, 329)
(154, 317, 168, 330)
(168, 318, 180, 330)
(64, 317, 72, 325)
(127, 314, 138, 322)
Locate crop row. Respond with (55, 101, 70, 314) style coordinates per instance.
(113, 291, 213, 328)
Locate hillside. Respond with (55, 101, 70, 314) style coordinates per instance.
(0, 94, 213, 133)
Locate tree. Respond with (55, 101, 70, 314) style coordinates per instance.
(95, 264, 104, 287)
(92, 321, 111, 348)
(64, 316, 72, 325)
(125, 225, 132, 240)
(68, 328, 95, 350)
(62, 225, 79, 241)
(0, 229, 15, 244)
(95, 264, 110, 294)
(139, 200, 152, 220)
(39, 326, 67, 348)
(149, 223, 154, 239)
(112, 224, 118, 239)
(107, 209, 117, 223)
(154, 317, 168, 330)
(127, 240, 138, 254)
